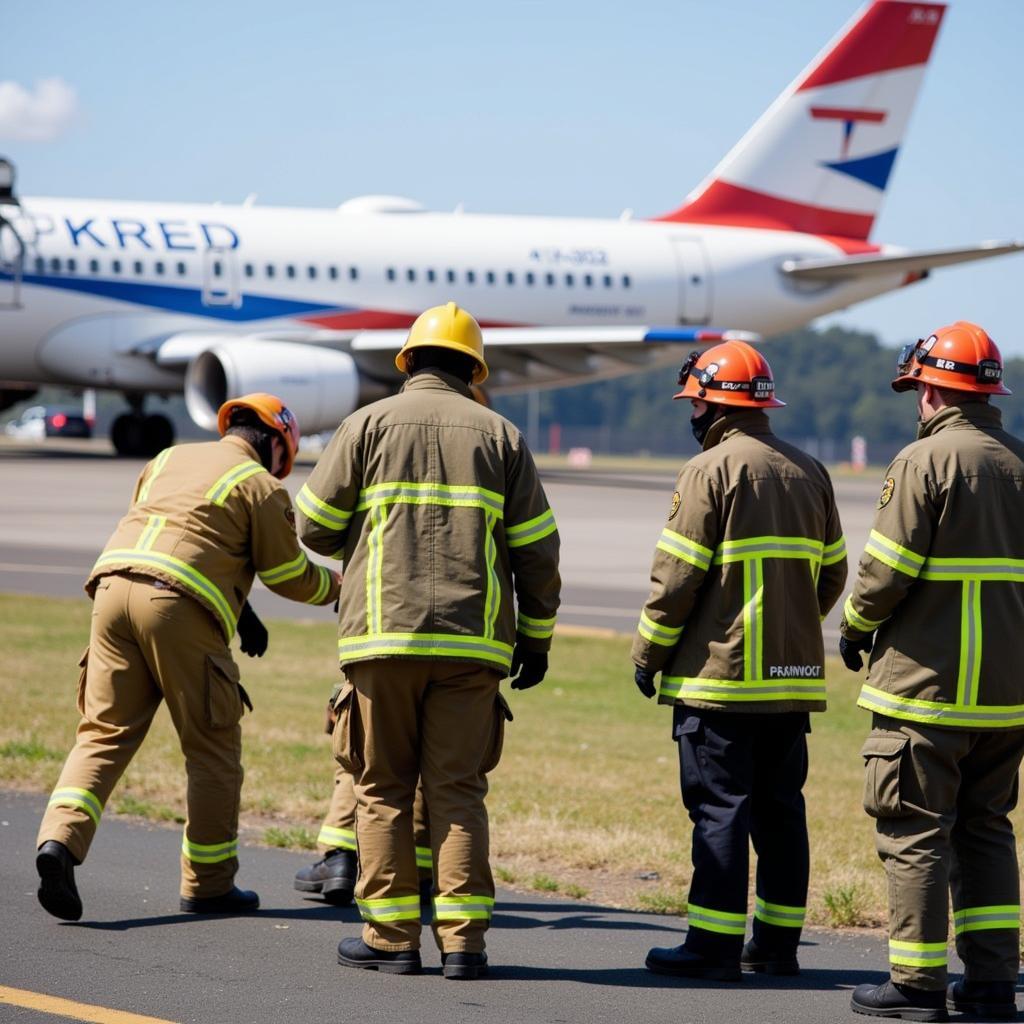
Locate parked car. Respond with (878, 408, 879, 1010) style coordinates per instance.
(5, 405, 92, 440)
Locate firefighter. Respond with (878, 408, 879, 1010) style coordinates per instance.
(634, 341, 847, 981)
(842, 322, 1024, 1022)
(297, 302, 560, 979)
(35, 394, 340, 920)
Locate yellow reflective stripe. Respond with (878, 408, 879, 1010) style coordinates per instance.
(259, 551, 308, 586)
(660, 677, 826, 702)
(657, 528, 713, 570)
(357, 895, 421, 922)
(888, 939, 947, 968)
(714, 535, 824, 564)
(857, 684, 1024, 728)
(364, 504, 388, 635)
(953, 905, 1020, 935)
(433, 895, 495, 920)
(181, 834, 238, 864)
(137, 448, 173, 503)
(956, 580, 983, 706)
(359, 481, 504, 518)
(317, 824, 356, 851)
(48, 786, 103, 825)
(843, 595, 887, 633)
(638, 610, 683, 647)
(921, 556, 1024, 582)
(866, 529, 925, 577)
(506, 507, 556, 547)
(687, 902, 746, 935)
(742, 557, 764, 680)
(822, 536, 847, 565)
(483, 513, 499, 640)
(338, 632, 513, 668)
(296, 483, 353, 531)
(517, 611, 556, 639)
(136, 514, 166, 552)
(307, 564, 331, 605)
(415, 846, 432, 870)
(754, 897, 806, 928)
(205, 460, 265, 506)
(93, 549, 237, 638)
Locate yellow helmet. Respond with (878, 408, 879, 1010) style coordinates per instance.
(395, 302, 488, 384)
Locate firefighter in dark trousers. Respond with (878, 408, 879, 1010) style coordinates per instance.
(633, 341, 847, 981)
(35, 394, 340, 920)
(842, 322, 1024, 1023)
(298, 303, 560, 979)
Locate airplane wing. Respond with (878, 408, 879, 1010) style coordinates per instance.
(781, 241, 1023, 283)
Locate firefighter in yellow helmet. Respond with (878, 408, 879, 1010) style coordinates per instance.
(842, 323, 1024, 1022)
(36, 394, 340, 920)
(297, 302, 560, 979)
(634, 341, 847, 981)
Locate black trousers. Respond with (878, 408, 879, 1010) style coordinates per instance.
(676, 706, 811, 958)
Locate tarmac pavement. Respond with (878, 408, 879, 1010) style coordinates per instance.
(0, 790, 908, 1024)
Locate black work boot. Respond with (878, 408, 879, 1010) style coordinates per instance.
(851, 980, 948, 1021)
(337, 937, 422, 975)
(645, 944, 742, 982)
(947, 979, 1018, 1021)
(442, 951, 488, 980)
(294, 849, 357, 906)
(36, 840, 82, 921)
(180, 886, 260, 914)
(741, 938, 800, 976)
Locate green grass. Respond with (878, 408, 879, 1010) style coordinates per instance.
(4, 591, 1021, 929)
(529, 873, 560, 893)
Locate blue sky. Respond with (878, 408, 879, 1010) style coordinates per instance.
(5, 0, 1022, 350)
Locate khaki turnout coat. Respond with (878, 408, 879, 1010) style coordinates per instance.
(632, 411, 847, 713)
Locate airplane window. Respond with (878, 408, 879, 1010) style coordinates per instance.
(545, 272, 555, 287)
(266, 264, 275, 278)
(34, 257, 44, 273)
(285, 265, 296, 279)
(89, 259, 99, 273)
(212, 261, 222, 278)
(134, 260, 144, 274)
(244, 263, 254, 278)
(622, 274, 631, 288)
(603, 274, 612, 288)
(308, 266, 317, 280)
(525, 271, 535, 286)
(485, 271, 495, 285)
(466, 270, 476, 284)
(407, 268, 416, 283)
(565, 273, 574, 287)
(584, 273, 593, 288)
(348, 266, 359, 281)
(506, 271, 515, 285)
(426, 269, 436, 283)
(67, 258, 77, 273)
(112, 259, 122, 274)
(386, 267, 396, 282)
(154, 261, 164, 275)
(177, 262, 187, 276)
(328, 266, 338, 281)
(50, 257, 61, 272)
(446, 269, 456, 284)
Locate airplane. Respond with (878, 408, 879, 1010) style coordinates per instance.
(0, 0, 1019, 456)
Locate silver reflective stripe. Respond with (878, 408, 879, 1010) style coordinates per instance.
(858, 685, 1024, 726)
(922, 560, 1024, 581)
(673, 682, 826, 698)
(340, 636, 510, 658)
(959, 580, 981, 706)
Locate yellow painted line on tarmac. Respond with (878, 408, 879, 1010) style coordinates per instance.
(0, 986, 179, 1024)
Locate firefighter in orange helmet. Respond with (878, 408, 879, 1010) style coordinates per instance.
(36, 393, 340, 921)
(635, 341, 847, 981)
(842, 323, 1024, 1021)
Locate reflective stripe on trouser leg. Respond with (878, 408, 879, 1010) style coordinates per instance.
(889, 940, 948, 969)
(318, 824, 357, 851)
(433, 895, 494, 921)
(952, 905, 1021, 983)
(686, 903, 747, 935)
(753, 897, 806, 929)
(356, 896, 421, 924)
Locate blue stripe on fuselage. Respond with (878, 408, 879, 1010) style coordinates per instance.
(2, 271, 343, 322)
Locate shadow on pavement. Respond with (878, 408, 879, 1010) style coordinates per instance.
(68, 903, 360, 931)
(493, 909, 683, 935)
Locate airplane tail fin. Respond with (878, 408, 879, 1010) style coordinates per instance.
(656, 1, 946, 241)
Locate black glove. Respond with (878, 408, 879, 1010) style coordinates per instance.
(634, 666, 657, 699)
(839, 633, 874, 673)
(237, 601, 269, 658)
(509, 637, 548, 690)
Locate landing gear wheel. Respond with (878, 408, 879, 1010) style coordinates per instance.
(142, 414, 174, 456)
(111, 413, 145, 456)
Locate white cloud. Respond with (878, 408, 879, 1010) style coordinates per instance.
(0, 78, 79, 142)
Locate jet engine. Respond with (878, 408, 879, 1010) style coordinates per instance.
(185, 340, 362, 434)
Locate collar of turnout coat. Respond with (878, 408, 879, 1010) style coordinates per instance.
(917, 400, 1003, 440)
(701, 409, 773, 451)
(401, 369, 474, 400)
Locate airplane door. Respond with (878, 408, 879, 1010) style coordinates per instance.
(670, 238, 711, 325)
(202, 247, 241, 308)
(0, 214, 25, 309)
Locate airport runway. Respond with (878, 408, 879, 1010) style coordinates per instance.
(0, 789, 914, 1024)
(0, 440, 881, 639)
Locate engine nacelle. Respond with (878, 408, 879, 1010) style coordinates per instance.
(185, 340, 361, 434)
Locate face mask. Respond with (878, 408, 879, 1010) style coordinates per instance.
(691, 406, 718, 445)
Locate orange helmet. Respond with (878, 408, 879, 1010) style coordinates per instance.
(893, 321, 1011, 396)
(216, 392, 300, 479)
(673, 340, 785, 408)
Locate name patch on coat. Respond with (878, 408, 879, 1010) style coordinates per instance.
(768, 665, 822, 678)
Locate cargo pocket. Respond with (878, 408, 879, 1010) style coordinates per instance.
(205, 654, 244, 729)
(481, 692, 514, 774)
(331, 682, 363, 774)
(861, 732, 909, 818)
(75, 646, 89, 715)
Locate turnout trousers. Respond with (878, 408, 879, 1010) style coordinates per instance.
(37, 573, 246, 899)
(318, 765, 433, 882)
(333, 659, 505, 953)
(863, 714, 1024, 990)
(676, 707, 811, 959)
